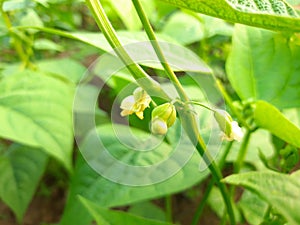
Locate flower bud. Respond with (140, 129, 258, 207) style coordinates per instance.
(151, 103, 176, 127)
(151, 118, 168, 135)
(214, 109, 244, 142)
(214, 109, 233, 137)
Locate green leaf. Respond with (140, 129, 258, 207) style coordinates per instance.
(159, 0, 300, 32)
(226, 25, 300, 108)
(238, 190, 268, 225)
(223, 170, 300, 225)
(60, 122, 213, 225)
(33, 38, 64, 52)
(79, 196, 174, 225)
(253, 100, 300, 148)
(108, 0, 142, 30)
(0, 70, 74, 170)
(36, 58, 86, 83)
(161, 11, 204, 45)
(0, 144, 48, 221)
(128, 201, 166, 221)
(17, 27, 211, 73)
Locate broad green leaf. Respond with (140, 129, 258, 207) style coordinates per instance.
(253, 100, 300, 148)
(223, 170, 300, 225)
(60, 122, 217, 225)
(200, 14, 233, 38)
(162, 11, 205, 45)
(0, 70, 74, 170)
(0, 144, 48, 221)
(17, 27, 211, 73)
(33, 38, 64, 52)
(128, 201, 166, 221)
(36, 58, 86, 83)
(79, 196, 174, 225)
(226, 25, 300, 108)
(159, 0, 300, 32)
(108, 0, 142, 30)
(238, 190, 268, 225)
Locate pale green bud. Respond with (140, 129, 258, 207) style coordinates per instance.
(151, 103, 176, 127)
(151, 118, 168, 135)
(214, 109, 244, 142)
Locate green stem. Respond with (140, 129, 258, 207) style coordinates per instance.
(234, 130, 251, 173)
(192, 141, 233, 225)
(165, 195, 172, 223)
(132, 0, 188, 101)
(132, 1, 235, 224)
(85, 0, 169, 100)
(0, 7, 27, 65)
(215, 78, 251, 131)
(185, 100, 216, 112)
(192, 179, 214, 225)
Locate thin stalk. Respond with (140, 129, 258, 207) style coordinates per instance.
(192, 142, 233, 225)
(165, 195, 172, 223)
(132, 0, 189, 101)
(234, 130, 251, 173)
(85, 0, 169, 100)
(0, 7, 27, 65)
(132, 1, 235, 224)
(191, 179, 214, 225)
(185, 100, 216, 112)
(215, 79, 251, 130)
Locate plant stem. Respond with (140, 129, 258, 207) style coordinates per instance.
(85, 0, 169, 100)
(165, 195, 172, 223)
(132, 1, 236, 224)
(0, 6, 27, 65)
(131, 0, 189, 101)
(185, 101, 216, 112)
(214, 78, 251, 131)
(234, 130, 251, 173)
(192, 141, 233, 225)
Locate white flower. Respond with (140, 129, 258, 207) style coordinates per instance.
(120, 87, 151, 120)
(222, 121, 244, 142)
(214, 109, 244, 142)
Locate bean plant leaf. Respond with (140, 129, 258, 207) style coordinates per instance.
(16, 27, 211, 73)
(0, 70, 74, 170)
(238, 190, 268, 225)
(79, 196, 174, 225)
(253, 100, 300, 148)
(60, 122, 217, 225)
(36, 58, 86, 83)
(223, 170, 300, 225)
(108, 0, 142, 30)
(0, 144, 48, 221)
(161, 11, 205, 45)
(226, 24, 300, 108)
(159, 0, 300, 32)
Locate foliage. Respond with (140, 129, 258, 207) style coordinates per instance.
(0, 0, 300, 225)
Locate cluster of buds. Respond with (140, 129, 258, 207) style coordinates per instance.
(120, 87, 243, 140)
(120, 87, 176, 135)
(151, 103, 176, 135)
